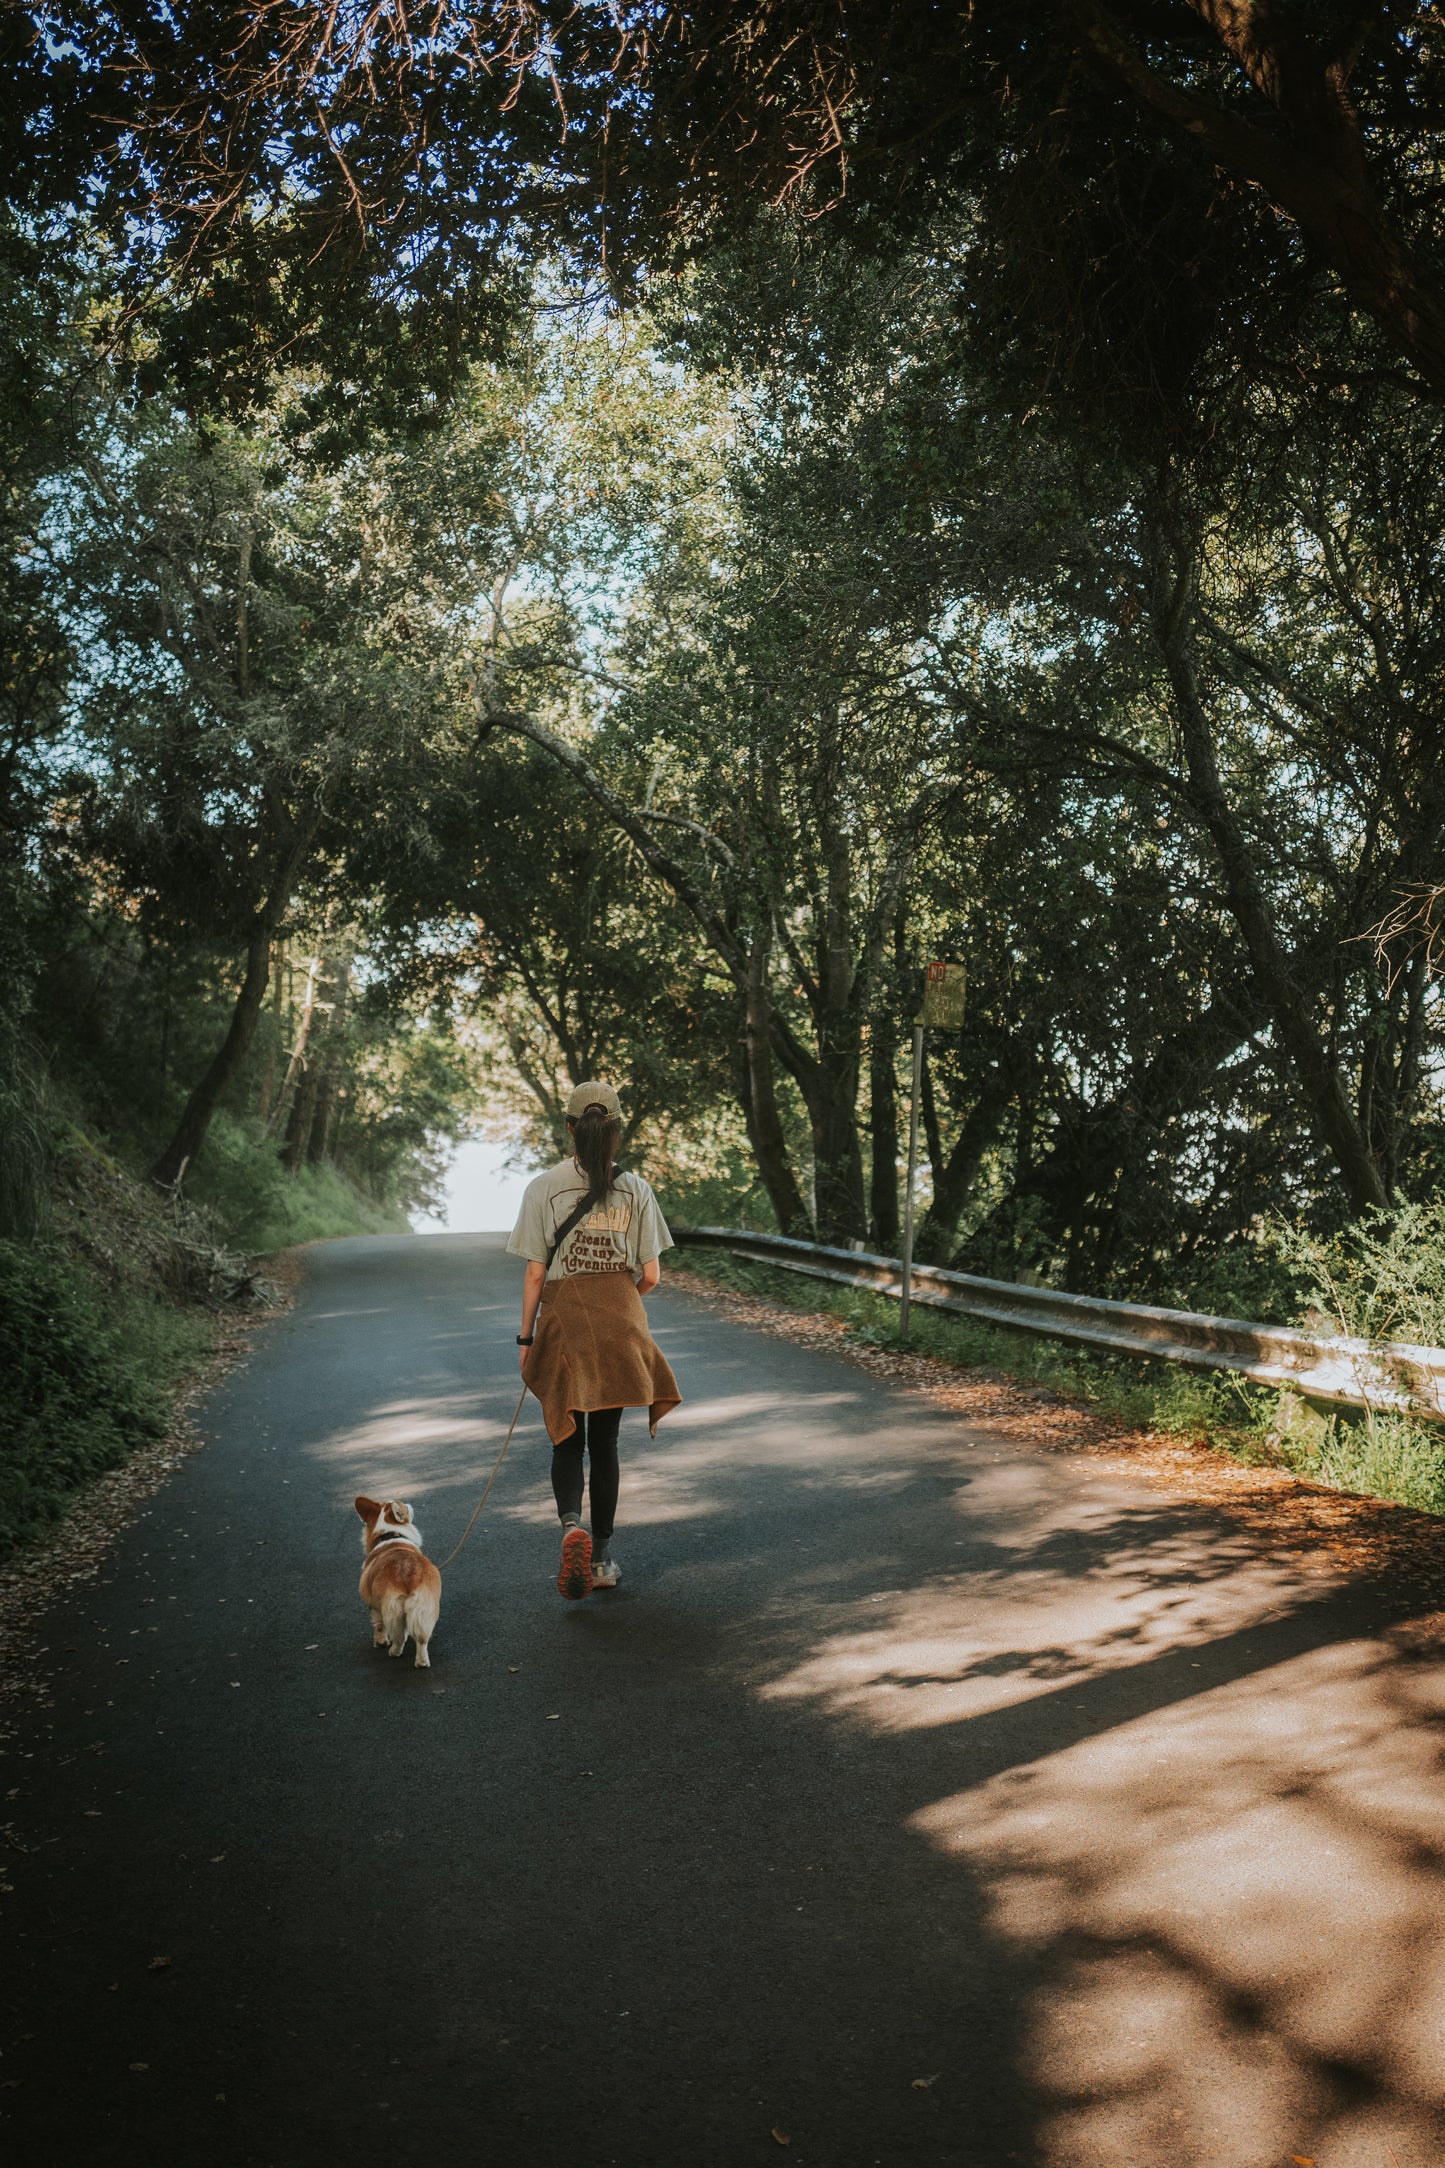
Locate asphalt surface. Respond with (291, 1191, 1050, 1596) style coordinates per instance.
(5, 1234, 1445, 2168)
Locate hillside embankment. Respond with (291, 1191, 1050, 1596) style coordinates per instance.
(0, 1117, 403, 1578)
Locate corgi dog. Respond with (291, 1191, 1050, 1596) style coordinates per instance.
(354, 1496, 441, 1668)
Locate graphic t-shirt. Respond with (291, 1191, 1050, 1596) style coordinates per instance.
(507, 1161, 672, 1283)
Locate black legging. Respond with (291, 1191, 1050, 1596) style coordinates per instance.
(551, 1408, 622, 1543)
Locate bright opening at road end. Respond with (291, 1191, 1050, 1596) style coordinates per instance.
(414, 1137, 534, 1233)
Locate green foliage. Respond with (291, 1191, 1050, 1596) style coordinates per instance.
(0, 1240, 211, 1558)
(650, 1112, 780, 1233)
(1276, 1203, 1445, 1350)
(185, 1112, 409, 1255)
(1155, 1244, 1309, 1333)
(1276, 1409, 1445, 1520)
(1262, 1206, 1445, 1516)
(8, 167, 1445, 1564)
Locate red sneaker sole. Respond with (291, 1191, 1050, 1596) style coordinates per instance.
(557, 1527, 593, 1601)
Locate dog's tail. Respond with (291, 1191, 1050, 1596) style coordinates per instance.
(403, 1584, 439, 1669)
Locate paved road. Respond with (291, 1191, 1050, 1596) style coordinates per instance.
(4, 1235, 1445, 2167)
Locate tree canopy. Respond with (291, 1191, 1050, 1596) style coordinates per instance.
(3, 4, 1445, 1319)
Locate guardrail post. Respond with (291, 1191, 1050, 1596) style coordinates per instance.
(900, 1023, 924, 1337)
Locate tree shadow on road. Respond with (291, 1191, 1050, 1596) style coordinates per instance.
(629, 1374, 1445, 2168)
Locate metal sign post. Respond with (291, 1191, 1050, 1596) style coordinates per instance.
(900, 1023, 925, 1336)
(899, 962, 966, 1339)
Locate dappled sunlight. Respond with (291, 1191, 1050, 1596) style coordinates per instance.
(758, 1483, 1307, 1733)
(306, 1306, 396, 1321)
(304, 1387, 522, 1504)
(503, 1403, 829, 1529)
(660, 1391, 793, 1428)
(496, 1387, 912, 1531)
(911, 1637, 1445, 2166)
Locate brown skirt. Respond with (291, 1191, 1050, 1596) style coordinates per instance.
(522, 1270, 682, 1446)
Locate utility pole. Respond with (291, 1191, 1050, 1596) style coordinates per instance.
(899, 962, 967, 1339)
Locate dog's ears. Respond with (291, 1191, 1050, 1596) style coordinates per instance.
(354, 1496, 381, 1521)
(389, 1502, 414, 1525)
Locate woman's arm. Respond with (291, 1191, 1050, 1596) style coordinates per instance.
(637, 1257, 661, 1295)
(519, 1260, 546, 1371)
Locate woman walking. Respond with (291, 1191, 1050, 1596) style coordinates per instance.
(507, 1082, 681, 1599)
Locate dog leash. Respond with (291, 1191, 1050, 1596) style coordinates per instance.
(436, 1383, 529, 1570)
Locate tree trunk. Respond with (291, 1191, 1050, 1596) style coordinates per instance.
(743, 940, 810, 1236)
(256, 944, 284, 1124)
(1072, 0, 1445, 404)
(920, 1047, 945, 1195)
(150, 811, 315, 1191)
(806, 1029, 867, 1243)
(266, 944, 323, 1137)
(868, 1017, 900, 1251)
(308, 1070, 337, 1165)
(1158, 580, 1388, 1214)
(306, 948, 353, 1164)
(914, 1074, 1012, 1265)
(285, 1062, 320, 1174)
(150, 922, 274, 1190)
(956, 991, 1269, 1281)
(484, 708, 880, 1241)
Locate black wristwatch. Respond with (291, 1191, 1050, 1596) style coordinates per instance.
(516, 1333, 534, 1346)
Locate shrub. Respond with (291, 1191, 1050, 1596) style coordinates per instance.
(1268, 1204, 1445, 1514)
(0, 1240, 211, 1556)
(185, 1111, 410, 1253)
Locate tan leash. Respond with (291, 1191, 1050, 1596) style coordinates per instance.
(436, 1383, 529, 1570)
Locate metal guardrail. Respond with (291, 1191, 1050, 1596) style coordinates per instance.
(670, 1226, 1445, 1424)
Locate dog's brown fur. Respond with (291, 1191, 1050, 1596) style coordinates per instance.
(354, 1496, 441, 1668)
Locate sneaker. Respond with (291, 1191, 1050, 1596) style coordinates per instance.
(557, 1524, 593, 1601)
(590, 1555, 622, 1590)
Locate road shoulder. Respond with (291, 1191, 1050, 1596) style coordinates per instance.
(663, 1259, 1445, 1624)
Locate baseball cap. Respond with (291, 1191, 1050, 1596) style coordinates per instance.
(565, 1080, 623, 1122)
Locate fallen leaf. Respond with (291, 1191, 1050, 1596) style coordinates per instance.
(508, 1666, 520, 1674)
(84, 1809, 102, 1818)
(911, 2074, 940, 2089)
(772, 2131, 790, 2147)
(129, 2062, 149, 2073)
(148, 1956, 172, 1971)
(546, 1713, 560, 1721)
(1290, 2157, 1316, 2165)
(303, 1644, 319, 1652)
(210, 1854, 225, 1863)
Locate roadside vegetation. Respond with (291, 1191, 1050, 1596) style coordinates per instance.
(676, 1210, 1445, 1520)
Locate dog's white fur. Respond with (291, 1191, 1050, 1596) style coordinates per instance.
(354, 1496, 441, 1668)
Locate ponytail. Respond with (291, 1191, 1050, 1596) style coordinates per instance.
(570, 1104, 621, 1210)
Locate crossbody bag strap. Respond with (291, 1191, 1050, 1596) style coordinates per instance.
(545, 1191, 596, 1272)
